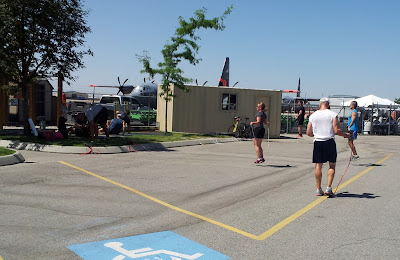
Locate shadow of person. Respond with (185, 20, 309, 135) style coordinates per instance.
(354, 163, 383, 167)
(335, 191, 380, 199)
(256, 164, 293, 168)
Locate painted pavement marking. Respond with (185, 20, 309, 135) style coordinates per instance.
(59, 153, 392, 241)
(68, 231, 230, 260)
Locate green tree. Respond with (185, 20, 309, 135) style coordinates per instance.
(137, 6, 232, 133)
(395, 97, 400, 104)
(0, 0, 92, 134)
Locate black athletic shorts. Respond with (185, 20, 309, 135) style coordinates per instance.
(93, 107, 108, 126)
(297, 116, 305, 126)
(312, 139, 337, 163)
(253, 127, 265, 139)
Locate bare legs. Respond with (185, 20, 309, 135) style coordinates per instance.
(253, 138, 263, 159)
(315, 162, 336, 189)
(297, 125, 303, 136)
(348, 139, 357, 156)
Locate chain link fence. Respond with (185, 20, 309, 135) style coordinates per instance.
(281, 103, 400, 135)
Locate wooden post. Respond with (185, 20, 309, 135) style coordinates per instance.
(57, 72, 63, 126)
(164, 91, 168, 133)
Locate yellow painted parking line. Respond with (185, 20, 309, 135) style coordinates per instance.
(59, 153, 392, 241)
(0, 255, 3, 260)
(335, 153, 393, 193)
(257, 153, 393, 240)
(58, 161, 258, 240)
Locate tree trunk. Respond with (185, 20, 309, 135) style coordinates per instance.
(22, 83, 30, 135)
(0, 87, 9, 129)
(57, 72, 63, 126)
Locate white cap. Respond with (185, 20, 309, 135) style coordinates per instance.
(319, 97, 330, 103)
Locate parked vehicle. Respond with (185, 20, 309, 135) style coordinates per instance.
(99, 95, 141, 118)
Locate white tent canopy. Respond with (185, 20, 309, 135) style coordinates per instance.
(343, 94, 398, 108)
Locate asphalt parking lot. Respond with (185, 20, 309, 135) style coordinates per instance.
(0, 134, 399, 260)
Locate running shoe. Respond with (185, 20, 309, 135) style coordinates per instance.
(254, 158, 265, 164)
(297, 134, 303, 138)
(316, 188, 324, 196)
(324, 187, 335, 197)
(351, 155, 360, 161)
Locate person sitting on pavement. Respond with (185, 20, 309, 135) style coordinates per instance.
(117, 110, 131, 135)
(68, 112, 90, 138)
(107, 114, 124, 135)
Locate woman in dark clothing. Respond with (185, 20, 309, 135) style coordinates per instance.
(250, 102, 269, 164)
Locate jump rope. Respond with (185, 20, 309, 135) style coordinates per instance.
(333, 131, 355, 194)
(253, 118, 352, 196)
(79, 141, 138, 155)
(80, 142, 99, 155)
(250, 124, 270, 164)
(322, 106, 355, 195)
(334, 150, 353, 194)
(82, 122, 350, 198)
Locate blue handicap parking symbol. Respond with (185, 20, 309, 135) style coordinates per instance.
(67, 231, 231, 260)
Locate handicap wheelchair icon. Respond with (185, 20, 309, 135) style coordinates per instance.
(104, 242, 203, 260)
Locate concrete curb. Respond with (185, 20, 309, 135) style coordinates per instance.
(0, 151, 25, 166)
(0, 138, 238, 154)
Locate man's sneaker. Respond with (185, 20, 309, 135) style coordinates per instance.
(324, 187, 335, 197)
(351, 155, 360, 161)
(297, 134, 303, 138)
(316, 188, 324, 196)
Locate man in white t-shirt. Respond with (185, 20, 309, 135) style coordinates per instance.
(307, 98, 349, 197)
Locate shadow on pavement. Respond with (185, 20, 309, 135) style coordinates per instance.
(279, 135, 298, 140)
(256, 164, 294, 168)
(354, 163, 383, 167)
(336, 191, 380, 199)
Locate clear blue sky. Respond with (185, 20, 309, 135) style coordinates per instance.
(54, 0, 400, 101)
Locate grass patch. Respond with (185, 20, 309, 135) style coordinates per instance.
(0, 147, 15, 156)
(0, 131, 229, 147)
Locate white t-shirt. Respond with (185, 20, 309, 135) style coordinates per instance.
(309, 109, 338, 141)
